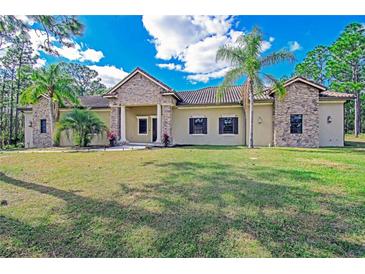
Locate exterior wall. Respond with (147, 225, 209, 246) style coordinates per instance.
(32, 96, 55, 148)
(245, 103, 274, 146)
(319, 101, 344, 146)
(274, 82, 320, 148)
(59, 109, 111, 146)
(107, 72, 176, 142)
(125, 106, 156, 143)
(172, 106, 245, 145)
(23, 111, 33, 148)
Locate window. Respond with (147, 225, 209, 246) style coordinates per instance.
(40, 119, 47, 133)
(189, 117, 207, 135)
(138, 117, 148, 135)
(219, 117, 238, 134)
(290, 114, 303, 134)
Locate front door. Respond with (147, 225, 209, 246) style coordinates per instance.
(152, 118, 157, 142)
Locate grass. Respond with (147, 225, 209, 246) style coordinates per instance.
(0, 137, 365, 257)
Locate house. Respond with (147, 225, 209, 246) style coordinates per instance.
(21, 67, 354, 148)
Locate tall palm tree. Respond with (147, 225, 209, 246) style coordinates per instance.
(216, 27, 295, 148)
(20, 63, 79, 145)
(55, 108, 106, 147)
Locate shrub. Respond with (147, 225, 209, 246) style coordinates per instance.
(55, 108, 106, 147)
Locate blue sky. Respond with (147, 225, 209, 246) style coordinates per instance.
(35, 15, 364, 91)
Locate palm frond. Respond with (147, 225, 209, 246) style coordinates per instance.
(216, 67, 246, 102)
(260, 50, 296, 67)
(263, 73, 287, 100)
(216, 44, 243, 65)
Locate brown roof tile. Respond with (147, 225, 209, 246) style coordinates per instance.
(320, 91, 355, 99)
(176, 86, 273, 105)
(63, 96, 109, 108)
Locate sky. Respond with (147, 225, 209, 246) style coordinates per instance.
(22, 15, 365, 91)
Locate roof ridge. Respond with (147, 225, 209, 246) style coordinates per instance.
(177, 84, 243, 93)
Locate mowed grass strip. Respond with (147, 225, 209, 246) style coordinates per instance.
(0, 137, 365, 257)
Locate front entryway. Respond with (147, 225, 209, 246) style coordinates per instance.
(152, 117, 157, 142)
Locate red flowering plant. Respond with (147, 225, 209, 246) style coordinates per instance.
(107, 131, 117, 146)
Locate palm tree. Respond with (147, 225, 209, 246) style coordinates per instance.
(216, 27, 295, 148)
(55, 108, 106, 147)
(20, 63, 79, 145)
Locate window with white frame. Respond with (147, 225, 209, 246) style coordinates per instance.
(138, 117, 148, 135)
(219, 117, 238, 134)
(189, 117, 207, 134)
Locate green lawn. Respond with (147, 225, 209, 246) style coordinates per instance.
(1, 139, 365, 257)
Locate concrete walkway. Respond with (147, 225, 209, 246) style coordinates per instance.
(0, 145, 147, 153)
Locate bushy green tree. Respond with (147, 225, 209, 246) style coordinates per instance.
(295, 22, 365, 136)
(60, 62, 107, 96)
(295, 45, 330, 85)
(327, 23, 365, 136)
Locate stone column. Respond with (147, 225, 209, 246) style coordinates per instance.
(156, 104, 162, 143)
(162, 105, 173, 144)
(120, 105, 126, 142)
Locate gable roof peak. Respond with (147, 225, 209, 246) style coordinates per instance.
(103, 66, 173, 97)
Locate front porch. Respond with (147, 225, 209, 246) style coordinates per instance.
(119, 104, 163, 145)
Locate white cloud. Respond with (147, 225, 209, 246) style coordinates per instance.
(27, 29, 104, 63)
(34, 58, 46, 68)
(288, 41, 302, 52)
(186, 67, 231, 83)
(88, 65, 129, 87)
(14, 15, 35, 26)
(142, 15, 232, 60)
(260, 37, 275, 52)
(80, 48, 104, 62)
(157, 63, 183, 71)
(143, 15, 244, 83)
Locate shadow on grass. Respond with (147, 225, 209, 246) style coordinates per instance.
(1, 160, 364, 258)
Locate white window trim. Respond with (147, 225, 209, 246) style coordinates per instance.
(150, 116, 157, 142)
(189, 116, 208, 135)
(220, 114, 237, 118)
(219, 116, 238, 136)
(137, 116, 148, 136)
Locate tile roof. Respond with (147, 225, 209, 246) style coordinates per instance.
(63, 96, 109, 108)
(176, 85, 273, 105)
(319, 91, 355, 99)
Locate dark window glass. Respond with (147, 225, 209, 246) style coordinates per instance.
(189, 118, 207, 134)
(138, 118, 147, 134)
(40, 119, 47, 133)
(290, 114, 303, 134)
(219, 117, 238, 134)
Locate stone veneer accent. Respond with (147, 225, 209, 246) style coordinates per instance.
(107, 72, 176, 142)
(162, 105, 173, 142)
(32, 96, 56, 148)
(274, 82, 320, 147)
(110, 107, 120, 139)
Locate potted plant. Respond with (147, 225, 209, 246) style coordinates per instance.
(107, 131, 117, 147)
(162, 133, 170, 147)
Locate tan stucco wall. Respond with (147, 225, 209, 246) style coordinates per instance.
(59, 109, 110, 146)
(126, 106, 156, 143)
(319, 101, 344, 147)
(245, 103, 274, 146)
(24, 111, 33, 148)
(172, 106, 245, 145)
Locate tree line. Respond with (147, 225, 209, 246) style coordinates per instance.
(0, 16, 107, 149)
(295, 23, 365, 136)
